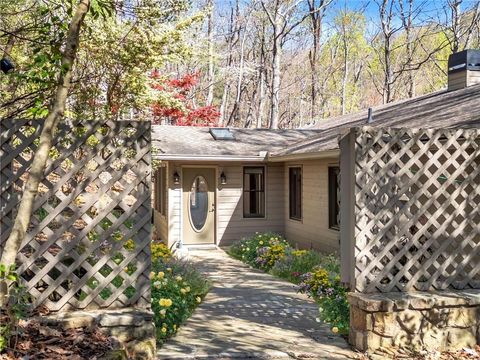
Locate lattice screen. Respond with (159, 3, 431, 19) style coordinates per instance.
(347, 127, 479, 293)
(0, 119, 151, 311)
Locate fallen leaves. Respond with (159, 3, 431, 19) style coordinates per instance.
(0, 320, 119, 360)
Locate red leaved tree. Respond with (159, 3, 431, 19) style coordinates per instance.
(150, 71, 220, 126)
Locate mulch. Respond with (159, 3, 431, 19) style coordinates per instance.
(0, 320, 119, 360)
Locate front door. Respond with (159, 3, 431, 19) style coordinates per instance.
(182, 168, 216, 245)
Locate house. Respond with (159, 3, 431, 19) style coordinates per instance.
(152, 49, 480, 253)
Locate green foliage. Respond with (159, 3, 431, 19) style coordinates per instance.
(151, 242, 172, 262)
(229, 233, 349, 336)
(0, 265, 31, 353)
(228, 232, 290, 270)
(270, 249, 338, 284)
(151, 255, 210, 345)
(298, 266, 349, 335)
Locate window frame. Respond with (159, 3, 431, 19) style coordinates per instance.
(288, 166, 302, 221)
(154, 165, 167, 216)
(242, 166, 266, 219)
(328, 166, 340, 230)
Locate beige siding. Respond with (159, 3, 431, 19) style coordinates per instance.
(157, 161, 285, 247)
(156, 158, 340, 252)
(153, 163, 169, 243)
(284, 158, 340, 253)
(217, 162, 285, 246)
(167, 163, 182, 247)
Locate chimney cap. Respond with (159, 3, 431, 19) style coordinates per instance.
(448, 49, 480, 73)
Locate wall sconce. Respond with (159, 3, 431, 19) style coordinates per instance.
(220, 171, 227, 185)
(173, 171, 180, 185)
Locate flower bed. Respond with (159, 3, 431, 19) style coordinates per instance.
(150, 242, 210, 345)
(228, 232, 349, 335)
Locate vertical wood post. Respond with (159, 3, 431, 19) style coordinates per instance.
(339, 128, 356, 289)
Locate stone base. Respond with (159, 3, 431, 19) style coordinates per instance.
(37, 308, 156, 359)
(349, 290, 480, 355)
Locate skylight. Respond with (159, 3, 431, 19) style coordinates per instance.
(209, 128, 235, 140)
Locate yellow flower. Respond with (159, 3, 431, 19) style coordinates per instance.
(332, 327, 339, 334)
(175, 275, 182, 282)
(157, 271, 165, 279)
(159, 298, 173, 307)
(166, 267, 172, 272)
(153, 281, 161, 289)
(161, 326, 167, 334)
(160, 309, 167, 316)
(149, 271, 155, 279)
(259, 241, 263, 245)
(180, 288, 187, 294)
(173, 324, 177, 331)
(185, 286, 190, 292)
(196, 296, 202, 303)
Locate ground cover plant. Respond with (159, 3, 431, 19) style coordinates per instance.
(150, 242, 210, 346)
(228, 232, 349, 335)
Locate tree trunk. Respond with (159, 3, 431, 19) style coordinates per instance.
(307, 0, 326, 122)
(270, 38, 281, 129)
(256, 22, 267, 128)
(228, 17, 248, 126)
(341, 34, 348, 115)
(206, 0, 215, 106)
(0, 0, 90, 304)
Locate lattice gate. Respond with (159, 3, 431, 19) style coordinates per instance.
(340, 127, 480, 293)
(0, 119, 151, 311)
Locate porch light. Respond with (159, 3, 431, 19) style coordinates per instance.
(0, 58, 14, 74)
(173, 171, 180, 185)
(220, 171, 227, 185)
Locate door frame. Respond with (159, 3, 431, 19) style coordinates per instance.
(180, 165, 218, 246)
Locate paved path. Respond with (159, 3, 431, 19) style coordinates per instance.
(158, 249, 358, 360)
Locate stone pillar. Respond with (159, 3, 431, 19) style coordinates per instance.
(349, 290, 480, 356)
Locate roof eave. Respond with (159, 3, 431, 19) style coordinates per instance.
(268, 149, 340, 162)
(153, 154, 268, 162)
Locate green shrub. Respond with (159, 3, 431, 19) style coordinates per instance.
(151, 256, 210, 345)
(298, 265, 349, 335)
(229, 233, 349, 335)
(0, 264, 31, 353)
(270, 249, 337, 284)
(228, 232, 291, 270)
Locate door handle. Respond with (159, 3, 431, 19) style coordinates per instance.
(210, 203, 215, 212)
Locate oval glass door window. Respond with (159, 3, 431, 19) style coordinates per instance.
(189, 176, 208, 231)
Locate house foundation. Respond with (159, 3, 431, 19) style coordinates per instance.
(349, 290, 480, 355)
(37, 308, 156, 359)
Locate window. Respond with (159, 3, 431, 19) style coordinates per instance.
(243, 167, 265, 218)
(154, 165, 167, 215)
(328, 166, 340, 230)
(289, 167, 302, 220)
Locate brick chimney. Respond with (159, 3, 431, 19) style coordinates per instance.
(448, 49, 480, 91)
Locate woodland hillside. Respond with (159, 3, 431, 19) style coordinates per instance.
(1, 0, 479, 128)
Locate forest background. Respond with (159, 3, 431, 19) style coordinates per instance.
(1, 0, 479, 129)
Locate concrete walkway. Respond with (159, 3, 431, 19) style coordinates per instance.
(158, 249, 358, 360)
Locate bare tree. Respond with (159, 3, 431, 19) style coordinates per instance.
(206, 0, 215, 106)
(307, 0, 333, 120)
(260, 0, 313, 129)
(442, 0, 480, 53)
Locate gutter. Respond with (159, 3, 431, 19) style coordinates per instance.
(153, 154, 268, 162)
(268, 149, 340, 162)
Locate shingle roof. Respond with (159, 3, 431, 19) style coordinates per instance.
(276, 84, 480, 156)
(151, 126, 323, 158)
(152, 84, 480, 159)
